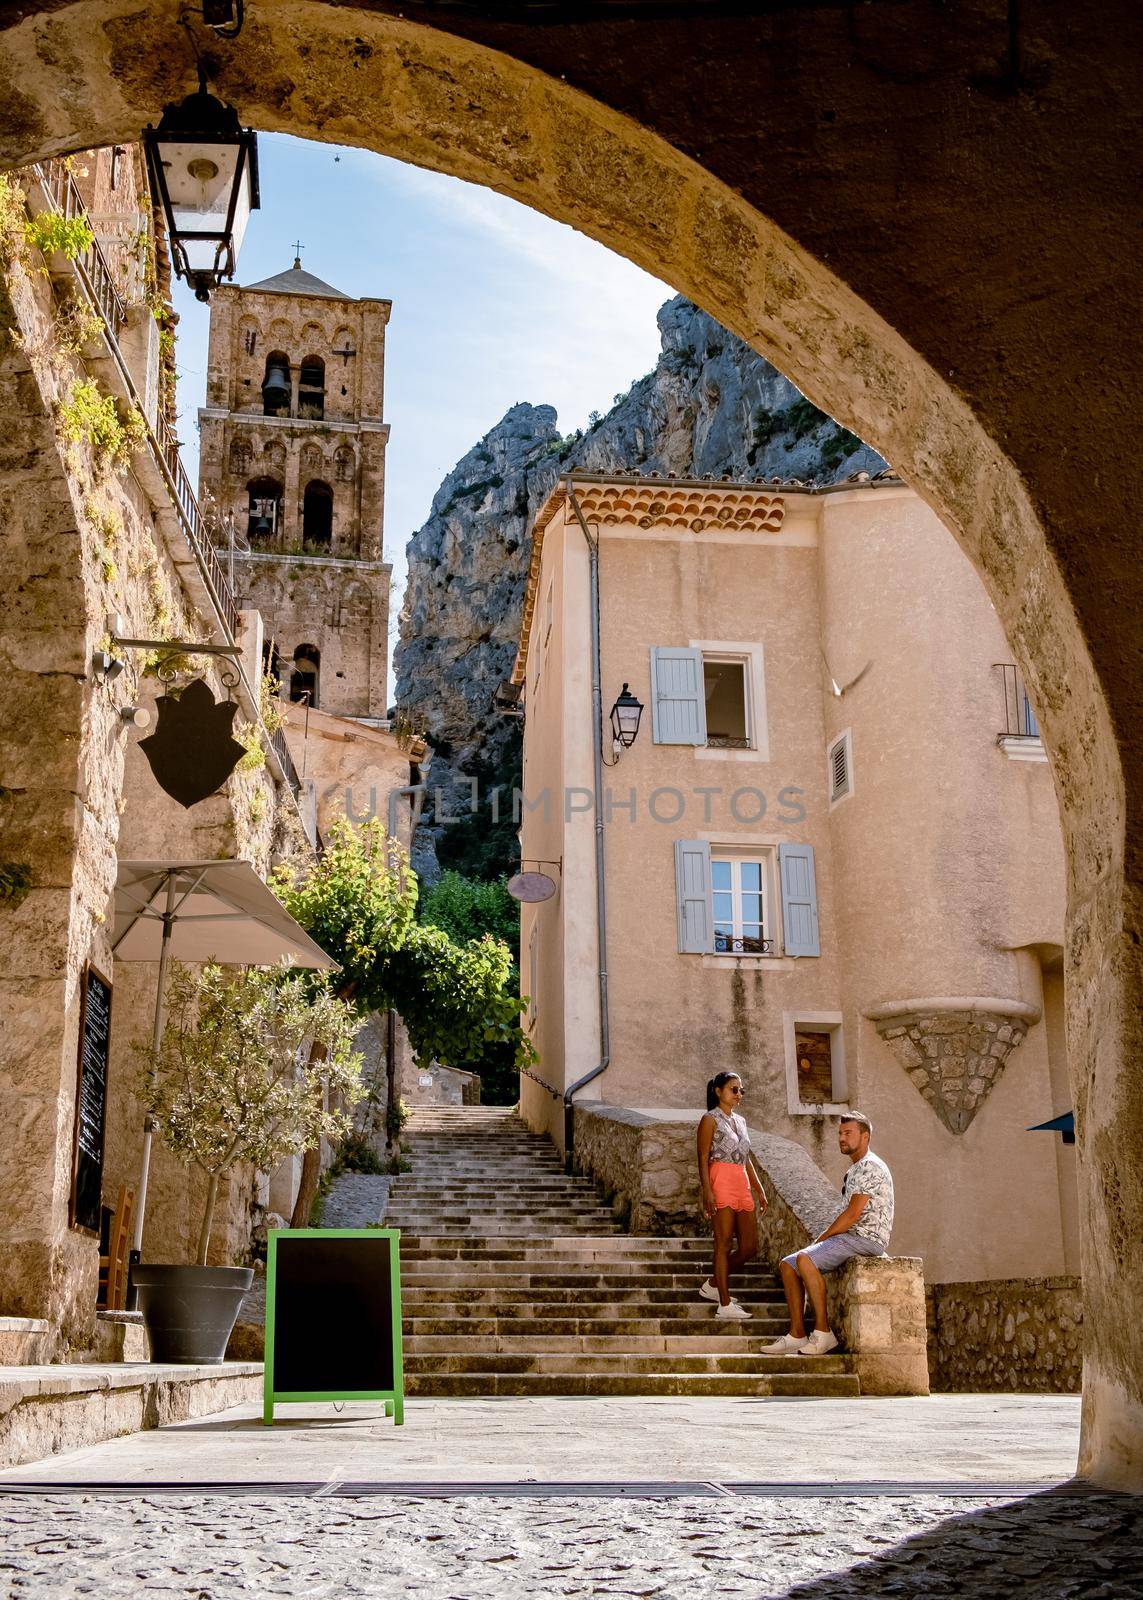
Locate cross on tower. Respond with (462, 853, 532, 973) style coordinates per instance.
(292, 239, 304, 269)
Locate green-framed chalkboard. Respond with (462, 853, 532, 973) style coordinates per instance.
(263, 1228, 404, 1426)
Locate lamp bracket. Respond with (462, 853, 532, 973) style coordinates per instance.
(109, 636, 240, 658)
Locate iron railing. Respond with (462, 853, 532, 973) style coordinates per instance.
(27, 161, 303, 800)
(994, 663, 1040, 740)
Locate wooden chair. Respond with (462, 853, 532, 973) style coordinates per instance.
(97, 1186, 134, 1310)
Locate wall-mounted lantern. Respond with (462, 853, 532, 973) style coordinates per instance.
(144, 69, 260, 303)
(609, 683, 644, 753)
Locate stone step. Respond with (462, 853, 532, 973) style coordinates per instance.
(400, 1285, 785, 1305)
(404, 1350, 851, 1375)
(403, 1325, 790, 1347)
(404, 1371, 860, 1398)
(399, 1272, 770, 1290)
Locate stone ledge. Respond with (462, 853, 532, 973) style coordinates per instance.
(0, 1362, 263, 1471)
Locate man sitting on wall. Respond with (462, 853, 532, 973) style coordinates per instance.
(763, 1112, 894, 1356)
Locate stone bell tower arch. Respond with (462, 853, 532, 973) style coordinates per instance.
(198, 254, 392, 719)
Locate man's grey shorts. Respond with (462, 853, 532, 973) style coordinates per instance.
(781, 1235, 886, 1273)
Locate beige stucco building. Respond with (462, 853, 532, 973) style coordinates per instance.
(198, 262, 392, 720)
(516, 473, 1072, 1288)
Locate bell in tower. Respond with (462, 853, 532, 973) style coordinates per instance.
(261, 353, 290, 416)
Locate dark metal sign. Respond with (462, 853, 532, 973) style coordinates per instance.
(70, 965, 112, 1235)
(138, 677, 247, 807)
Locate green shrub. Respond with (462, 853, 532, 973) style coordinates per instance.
(25, 211, 93, 262)
(58, 380, 145, 471)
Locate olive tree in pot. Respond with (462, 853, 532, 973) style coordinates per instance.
(133, 961, 363, 1363)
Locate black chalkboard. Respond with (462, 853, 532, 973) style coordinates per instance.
(263, 1229, 404, 1424)
(71, 965, 111, 1234)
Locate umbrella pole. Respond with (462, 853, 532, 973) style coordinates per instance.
(130, 876, 177, 1264)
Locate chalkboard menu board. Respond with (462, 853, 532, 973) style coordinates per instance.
(263, 1229, 404, 1425)
(70, 965, 112, 1234)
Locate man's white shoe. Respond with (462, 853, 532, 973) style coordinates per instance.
(761, 1333, 809, 1354)
(803, 1329, 839, 1355)
(698, 1278, 720, 1303)
(715, 1300, 752, 1320)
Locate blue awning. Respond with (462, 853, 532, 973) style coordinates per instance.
(1027, 1111, 1075, 1142)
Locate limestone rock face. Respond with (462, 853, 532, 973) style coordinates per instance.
(394, 297, 887, 874)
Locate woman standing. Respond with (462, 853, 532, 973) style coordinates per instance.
(697, 1072, 768, 1318)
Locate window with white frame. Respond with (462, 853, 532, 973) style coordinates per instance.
(828, 728, 853, 806)
(650, 644, 767, 755)
(711, 850, 775, 955)
(675, 839, 820, 958)
(783, 1012, 847, 1113)
(703, 656, 751, 748)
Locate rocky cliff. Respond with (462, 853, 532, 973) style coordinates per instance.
(394, 296, 888, 878)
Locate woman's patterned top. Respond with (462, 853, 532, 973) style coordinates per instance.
(707, 1109, 751, 1166)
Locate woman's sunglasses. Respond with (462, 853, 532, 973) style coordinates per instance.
(727, 1084, 745, 1095)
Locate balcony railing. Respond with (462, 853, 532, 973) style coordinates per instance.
(26, 160, 303, 801)
(994, 663, 1041, 740)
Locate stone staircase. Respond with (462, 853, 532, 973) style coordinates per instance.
(388, 1106, 859, 1397)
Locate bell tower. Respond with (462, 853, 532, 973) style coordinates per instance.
(198, 255, 392, 719)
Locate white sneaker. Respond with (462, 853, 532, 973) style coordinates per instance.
(803, 1329, 839, 1355)
(715, 1301, 752, 1320)
(698, 1278, 720, 1303)
(761, 1333, 809, 1354)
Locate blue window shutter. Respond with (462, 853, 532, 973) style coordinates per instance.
(779, 842, 820, 956)
(651, 647, 706, 744)
(675, 839, 713, 953)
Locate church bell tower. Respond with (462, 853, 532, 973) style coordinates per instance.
(198, 252, 392, 719)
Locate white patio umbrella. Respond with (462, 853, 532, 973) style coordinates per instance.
(112, 860, 338, 1259)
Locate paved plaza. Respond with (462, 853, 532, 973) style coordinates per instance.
(2, 1393, 1140, 1597)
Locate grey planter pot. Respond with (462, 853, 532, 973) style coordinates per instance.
(133, 1264, 254, 1365)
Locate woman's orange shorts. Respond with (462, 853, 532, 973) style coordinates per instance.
(709, 1161, 754, 1213)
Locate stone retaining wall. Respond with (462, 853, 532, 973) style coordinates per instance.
(572, 1103, 929, 1394)
(927, 1277, 1082, 1392)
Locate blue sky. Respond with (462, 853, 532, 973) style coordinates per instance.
(172, 133, 670, 654)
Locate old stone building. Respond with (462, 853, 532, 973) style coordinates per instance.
(198, 260, 392, 719)
(0, 147, 300, 1356)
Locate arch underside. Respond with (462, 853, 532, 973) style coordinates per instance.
(0, 0, 1139, 1489)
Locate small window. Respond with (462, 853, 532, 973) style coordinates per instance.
(544, 581, 554, 643)
(828, 729, 853, 806)
(783, 1012, 847, 1113)
(289, 644, 320, 707)
(703, 658, 750, 748)
(302, 480, 333, 548)
(246, 476, 283, 540)
(109, 146, 122, 190)
(711, 852, 774, 955)
(262, 639, 281, 688)
(795, 1028, 835, 1104)
(298, 355, 325, 420)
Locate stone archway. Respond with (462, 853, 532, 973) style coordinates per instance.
(0, 1, 1138, 1489)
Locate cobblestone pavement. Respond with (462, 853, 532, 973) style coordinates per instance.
(0, 1487, 1139, 1599)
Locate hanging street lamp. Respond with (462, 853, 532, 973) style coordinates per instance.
(609, 683, 644, 751)
(144, 69, 260, 303)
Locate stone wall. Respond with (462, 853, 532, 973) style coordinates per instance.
(927, 1277, 1083, 1393)
(571, 1103, 928, 1394)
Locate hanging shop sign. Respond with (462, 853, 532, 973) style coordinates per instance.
(70, 965, 112, 1234)
(263, 1229, 405, 1426)
(139, 677, 247, 807)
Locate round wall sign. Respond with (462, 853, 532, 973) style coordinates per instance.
(507, 871, 558, 903)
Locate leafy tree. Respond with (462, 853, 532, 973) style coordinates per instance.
(136, 963, 363, 1263)
(417, 872, 525, 1105)
(419, 871, 519, 949)
(273, 818, 533, 1205)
